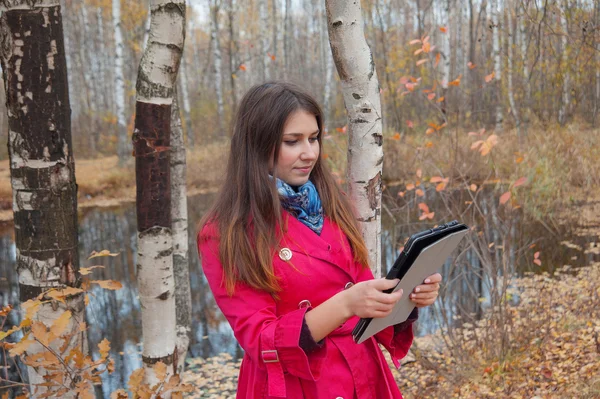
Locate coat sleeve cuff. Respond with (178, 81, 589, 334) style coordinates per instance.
(273, 307, 328, 380)
(394, 307, 419, 334)
(299, 313, 325, 353)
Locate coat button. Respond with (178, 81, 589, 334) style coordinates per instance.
(335, 397, 344, 399)
(344, 282, 354, 290)
(298, 299, 311, 309)
(278, 248, 292, 261)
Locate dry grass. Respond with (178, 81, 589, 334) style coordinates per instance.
(1, 122, 598, 221)
(0, 143, 231, 221)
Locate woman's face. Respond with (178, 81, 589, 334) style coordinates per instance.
(272, 109, 320, 186)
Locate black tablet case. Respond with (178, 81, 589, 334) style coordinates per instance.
(352, 221, 468, 344)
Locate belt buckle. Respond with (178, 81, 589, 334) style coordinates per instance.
(261, 350, 279, 363)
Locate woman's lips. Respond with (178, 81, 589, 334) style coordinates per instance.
(295, 166, 311, 174)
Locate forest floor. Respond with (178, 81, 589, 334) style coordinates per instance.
(181, 261, 600, 399)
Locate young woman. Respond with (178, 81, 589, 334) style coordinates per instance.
(197, 82, 442, 398)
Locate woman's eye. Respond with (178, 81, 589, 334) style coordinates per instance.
(284, 140, 297, 145)
(309, 137, 319, 143)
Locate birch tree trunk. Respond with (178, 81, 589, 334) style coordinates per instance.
(96, 7, 110, 113)
(113, 0, 129, 165)
(258, 0, 270, 80)
(227, 0, 239, 115)
(133, 0, 185, 388)
(506, 6, 521, 139)
(518, 3, 531, 130)
(177, 53, 194, 147)
(0, 1, 91, 396)
(558, 1, 569, 126)
(209, 0, 225, 135)
(441, 0, 451, 100)
(170, 88, 191, 375)
(322, 3, 333, 128)
(284, 0, 292, 76)
(491, 0, 503, 131)
(595, 0, 600, 125)
(326, 0, 384, 276)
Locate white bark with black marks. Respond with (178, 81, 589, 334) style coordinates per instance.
(210, 0, 225, 134)
(491, 0, 503, 131)
(134, 0, 186, 389)
(258, 0, 270, 80)
(506, 6, 520, 138)
(170, 89, 191, 375)
(558, 1, 569, 126)
(112, 0, 128, 163)
(0, 2, 91, 396)
(326, 0, 383, 276)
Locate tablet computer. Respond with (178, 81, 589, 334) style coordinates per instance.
(352, 220, 468, 344)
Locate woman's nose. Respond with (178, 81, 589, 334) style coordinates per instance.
(300, 142, 317, 160)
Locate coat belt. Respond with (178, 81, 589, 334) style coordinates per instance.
(261, 322, 286, 397)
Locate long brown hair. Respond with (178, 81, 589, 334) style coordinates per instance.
(199, 82, 369, 295)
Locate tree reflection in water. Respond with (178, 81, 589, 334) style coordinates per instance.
(0, 188, 597, 397)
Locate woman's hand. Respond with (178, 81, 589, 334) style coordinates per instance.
(410, 273, 442, 308)
(341, 278, 404, 319)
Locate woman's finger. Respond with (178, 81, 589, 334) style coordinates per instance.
(411, 291, 438, 301)
(424, 273, 442, 284)
(413, 283, 439, 293)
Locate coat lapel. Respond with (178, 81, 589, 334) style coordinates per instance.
(280, 212, 355, 278)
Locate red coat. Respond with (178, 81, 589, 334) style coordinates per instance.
(198, 212, 413, 399)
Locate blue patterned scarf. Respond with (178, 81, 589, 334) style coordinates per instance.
(276, 178, 324, 235)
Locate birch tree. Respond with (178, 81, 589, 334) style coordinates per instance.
(0, 1, 91, 396)
(326, 0, 384, 276)
(170, 89, 191, 374)
(113, 0, 129, 164)
(209, 0, 225, 135)
(506, 4, 521, 138)
(177, 49, 193, 146)
(133, 0, 185, 386)
(227, 0, 239, 114)
(518, 2, 531, 128)
(258, 0, 270, 80)
(595, 0, 600, 125)
(491, 0, 503, 131)
(558, 0, 570, 126)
